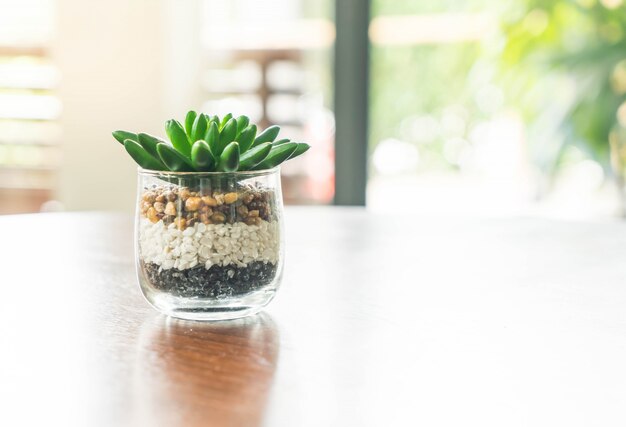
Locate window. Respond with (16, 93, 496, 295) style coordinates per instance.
(199, 0, 335, 204)
(0, 0, 60, 213)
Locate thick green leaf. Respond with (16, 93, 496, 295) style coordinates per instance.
(220, 118, 237, 150)
(191, 113, 209, 142)
(113, 130, 137, 145)
(206, 115, 220, 134)
(239, 142, 272, 170)
(253, 125, 280, 147)
(288, 142, 311, 160)
(235, 115, 249, 136)
(165, 119, 191, 158)
(191, 140, 215, 171)
(137, 133, 166, 158)
(236, 124, 257, 153)
(157, 143, 194, 171)
(184, 110, 197, 137)
(124, 139, 165, 170)
(115, 112, 310, 173)
(205, 121, 221, 157)
(218, 141, 240, 172)
(253, 142, 297, 170)
(220, 113, 233, 130)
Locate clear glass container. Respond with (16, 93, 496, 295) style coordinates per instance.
(135, 167, 285, 321)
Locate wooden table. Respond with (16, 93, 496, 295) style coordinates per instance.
(1, 209, 625, 426)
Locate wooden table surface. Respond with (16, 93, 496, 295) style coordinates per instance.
(1, 208, 626, 427)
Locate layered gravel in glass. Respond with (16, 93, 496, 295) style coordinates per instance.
(137, 184, 280, 298)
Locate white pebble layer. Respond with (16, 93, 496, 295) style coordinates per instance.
(139, 218, 280, 270)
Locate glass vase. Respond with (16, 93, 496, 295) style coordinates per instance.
(134, 167, 285, 321)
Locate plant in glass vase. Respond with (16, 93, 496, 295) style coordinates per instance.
(113, 111, 309, 320)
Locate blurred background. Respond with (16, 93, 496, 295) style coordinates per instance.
(1, 0, 626, 219)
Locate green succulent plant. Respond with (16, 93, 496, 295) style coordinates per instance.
(112, 112, 310, 172)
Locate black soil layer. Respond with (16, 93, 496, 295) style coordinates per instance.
(141, 261, 278, 298)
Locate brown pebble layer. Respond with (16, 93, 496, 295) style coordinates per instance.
(139, 185, 276, 229)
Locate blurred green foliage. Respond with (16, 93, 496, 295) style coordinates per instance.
(369, 0, 505, 170)
(502, 0, 626, 173)
(372, 0, 497, 15)
(370, 0, 626, 176)
(370, 44, 482, 169)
